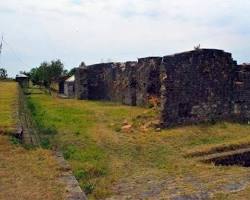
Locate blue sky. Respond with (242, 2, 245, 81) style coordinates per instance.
(0, 0, 250, 77)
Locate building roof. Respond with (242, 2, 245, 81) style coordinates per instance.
(65, 75, 75, 82)
(16, 74, 28, 78)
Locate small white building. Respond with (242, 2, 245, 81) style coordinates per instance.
(64, 75, 75, 98)
(16, 74, 29, 88)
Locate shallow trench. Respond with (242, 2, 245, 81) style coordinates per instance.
(206, 151, 250, 167)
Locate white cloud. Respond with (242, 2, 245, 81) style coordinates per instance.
(0, 0, 250, 76)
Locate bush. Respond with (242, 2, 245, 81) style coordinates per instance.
(41, 138, 51, 149)
(74, 169, 88, 180)
(10, 136, 21, 145)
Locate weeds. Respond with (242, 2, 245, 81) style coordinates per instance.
(10, 136, 21, 145)
(82, 182, 95, 195)
(41, 138, 52, 149)
(74, 169, 88, 179)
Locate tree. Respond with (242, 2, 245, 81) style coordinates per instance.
(67, 67, 77, 76)
(49, 60, 64, 82)
(29, 60, 64, 89)
(29, 68, 40, 85)
(0, 68, 7, 79)
(39, 61, 50, 87)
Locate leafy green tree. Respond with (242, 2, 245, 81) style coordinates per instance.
(63, 69, 68, 76)
(67, 67, 77, 76)
(0, 68, 7, 79)
(49, 60, 64, 82)
(29, 68, 38, 85)
(39, 61, 50, 87)
(29, 60, 64, 90)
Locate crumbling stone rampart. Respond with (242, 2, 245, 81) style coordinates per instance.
(75, 49, 250, 127)
(75, 58, 162, 106)
(136, 57, 162, 106)
(232, 64, 250, 121)
(160, 49, 235, 127)
(75, 62, 138, 105)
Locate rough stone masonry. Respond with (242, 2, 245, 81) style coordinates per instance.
(75, 49, 250, 127)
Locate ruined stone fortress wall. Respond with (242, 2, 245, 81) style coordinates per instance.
(75, 49, 250, 127)
(75, 58, 161, 106)
(232, 64, 250, 122)
(160, 49, 235, 127)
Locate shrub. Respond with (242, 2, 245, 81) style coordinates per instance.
(10, 136, 21, 145)
(74, 169, 88, 180)
(40, 138, 51, 149)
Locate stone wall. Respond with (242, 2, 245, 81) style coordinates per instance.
(75, 62, 88, 100)
(232, 64, 250, 121)
(108, 62, 138, 105)
(85, 63, 113, 100)
(75, 49, 250, 127)
(136, 57, 162, 106)
(75, 59, 162, 106)
(64, 82, 75, 98)
(160, 49, 235, 127)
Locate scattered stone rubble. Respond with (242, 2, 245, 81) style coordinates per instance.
(75, 49, 250, 127)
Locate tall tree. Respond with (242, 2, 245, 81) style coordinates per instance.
(0, 68, 7, 79)
(29, 60, 64, 89)
(29, 68, 40, 85)
(49, 60, 64, 82)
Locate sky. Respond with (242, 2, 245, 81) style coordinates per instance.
(0, 0, 250, 77)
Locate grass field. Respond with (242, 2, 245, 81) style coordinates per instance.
(27, 87, 250, 199)
(0, 82, 65, 200)
(0, 81, 18, 133)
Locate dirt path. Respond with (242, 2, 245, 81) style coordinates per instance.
(106, 169, 250, 200)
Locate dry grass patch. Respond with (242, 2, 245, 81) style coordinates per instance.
(0, 81, 18, 133)
(0, 136, 65, 200)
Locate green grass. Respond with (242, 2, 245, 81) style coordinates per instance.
(0, 82, 65, 200)
(27, 88, 250, 199)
